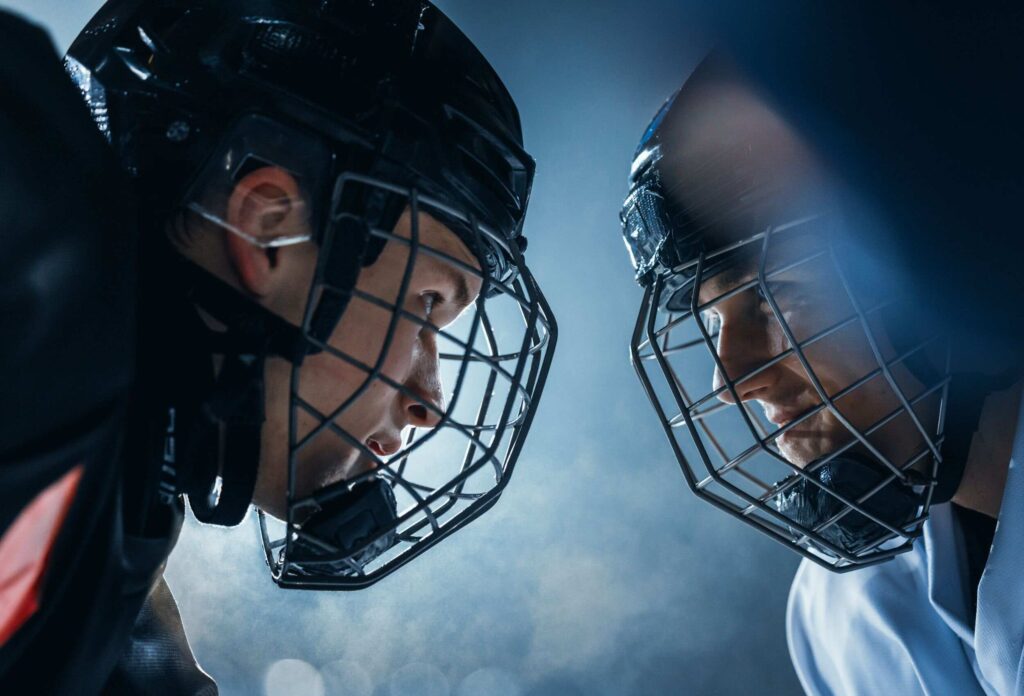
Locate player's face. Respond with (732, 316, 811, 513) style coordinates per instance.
(695, 236, 928, 473)
(252, 211, 482, 518)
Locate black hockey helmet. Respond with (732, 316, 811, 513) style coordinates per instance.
(66, 0, 556, 589)
(67, 0, 533, 279)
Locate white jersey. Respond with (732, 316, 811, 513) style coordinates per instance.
(787, 399, 1024, 696)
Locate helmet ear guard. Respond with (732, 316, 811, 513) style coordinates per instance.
(183, 334, 266, 526)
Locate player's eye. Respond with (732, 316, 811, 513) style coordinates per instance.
(700, 308, 721, 336)
(761, 281, 811, 312)
(420, 291, 445, 320)
(758, 281, 803, 309)
(755, 282, 773, 304)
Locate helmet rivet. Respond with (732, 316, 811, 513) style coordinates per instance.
(166, 120, 191, 142)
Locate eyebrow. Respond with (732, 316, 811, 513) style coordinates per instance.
(698, 263, 753, 303)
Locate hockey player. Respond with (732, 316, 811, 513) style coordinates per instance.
(620, 39, 1024, 696)
(0, 1, 555, 692)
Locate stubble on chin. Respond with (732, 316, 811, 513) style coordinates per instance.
(775, 412, 849, 470)
(299, 446, 373, 495)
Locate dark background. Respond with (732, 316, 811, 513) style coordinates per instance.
(1, 1, 804, 694)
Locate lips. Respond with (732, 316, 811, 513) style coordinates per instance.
(765, 408, 802, 427)
(762, 395, 826, 429)
(366, 433, 403, 458)
(312, 434, 397, 493)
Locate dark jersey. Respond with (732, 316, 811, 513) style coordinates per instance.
(0, 11, 212, 694)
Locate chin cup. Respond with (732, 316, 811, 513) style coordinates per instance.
(771, 454, 923, 555)
(288, 479, 399, 577)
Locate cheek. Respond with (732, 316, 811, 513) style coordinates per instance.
(331, 296, 390, 365)
(253, 357, 292, 517)
(326, 287, 423, 377)
(841, 375, 903, 433)
(796, 345, 904, 430)
(797, 322, 881, 395)
(298, 350, 362, 416)
(778, 409, 849, 466)
(382, 324, 420, 381)
(342, 305, 423, 388)
(296, 310, 423, 425)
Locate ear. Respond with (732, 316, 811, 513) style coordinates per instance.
(223, 166, 305, 297)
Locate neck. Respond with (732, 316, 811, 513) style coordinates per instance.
(952, 381, 1022, 519)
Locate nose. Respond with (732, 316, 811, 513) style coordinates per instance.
(712, 310, 778, 404)
(399, 330, 446, 428)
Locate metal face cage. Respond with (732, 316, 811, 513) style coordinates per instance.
(630, 216, 951, 572)
(254, 172, 556, 589)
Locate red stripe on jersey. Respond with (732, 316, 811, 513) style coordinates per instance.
(0, 464, 84, 646)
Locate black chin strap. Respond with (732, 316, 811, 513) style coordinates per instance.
(139, 234, 318, 528)
(183, 342, 266, 526)
(174, 259, 317, 526)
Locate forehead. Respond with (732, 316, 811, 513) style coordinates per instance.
(393, 209, 482, 272)
(695, 229, 828, 302)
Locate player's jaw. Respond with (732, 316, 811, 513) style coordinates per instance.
(740, 379, 845, 467)
(767, 402, 850, 468)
